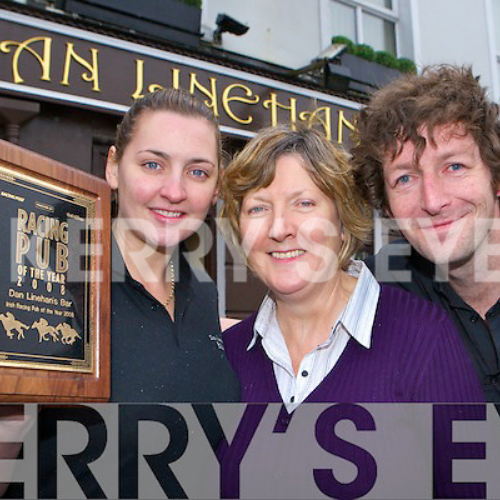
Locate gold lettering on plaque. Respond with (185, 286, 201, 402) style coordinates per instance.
(0, 36, 52, 84)
(61, 43, 100, 92)
(15, 208, 70, 272)
(263, 93, 297, 128)
(222, 84, 259, 125)
(189, 73, 219, 116)
(55, 243, 69, 274)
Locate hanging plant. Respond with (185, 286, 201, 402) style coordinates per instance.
(330, 35, 417, 74)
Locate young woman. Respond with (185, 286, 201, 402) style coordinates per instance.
(28, 90, 239, 499)
(104, 88, 239, 402)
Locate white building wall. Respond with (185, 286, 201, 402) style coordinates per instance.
(201, 0, 324, 69)
(412, 0, 497, 96)
(202, 0, 500, 100)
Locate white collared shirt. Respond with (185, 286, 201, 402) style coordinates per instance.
(248, 260, 380, 412)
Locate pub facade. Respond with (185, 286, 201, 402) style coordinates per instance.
(0, 0, 366, 317)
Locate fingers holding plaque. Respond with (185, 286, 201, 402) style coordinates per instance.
(0, 139, 110, 402)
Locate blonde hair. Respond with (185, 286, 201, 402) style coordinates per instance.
(220, 125, 372, 270)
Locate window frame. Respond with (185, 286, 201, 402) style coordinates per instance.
(322, 0, 400, 56)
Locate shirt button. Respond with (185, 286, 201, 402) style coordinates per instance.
(301, 370, 309, 377)
(290, 396, 295, 403)
(470, 314, 479, 323)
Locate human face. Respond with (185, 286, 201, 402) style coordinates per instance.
(383, 124, 500, 269)
(239, 154, 343, 300)
(106, 111, 218, 251)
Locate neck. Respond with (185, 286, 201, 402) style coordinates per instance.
(113, 219, 173, 284)
(274, 271, 356, 371)
(442, 229, 500, 318)
(445, 261, 500, 318)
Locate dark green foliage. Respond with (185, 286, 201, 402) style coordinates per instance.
(330, 35, 355, 52)
(374, 50, 398, 69)
(396, 57, 417, 74)
(351, 43, 375, 61)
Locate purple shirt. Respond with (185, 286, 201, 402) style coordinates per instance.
(223, 285, 484, 404)
(219, 285, 485, 499)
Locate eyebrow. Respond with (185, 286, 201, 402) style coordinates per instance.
(247, 189, 310, 202)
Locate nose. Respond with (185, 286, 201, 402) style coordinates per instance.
(159, 172, 187, 203)
(420, 173, 450, 215)
(268, 211, 295, 242)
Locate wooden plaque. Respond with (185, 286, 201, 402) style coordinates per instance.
(0, 139, 110, 401)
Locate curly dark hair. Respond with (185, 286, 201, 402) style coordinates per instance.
(351, 65, 500, 212)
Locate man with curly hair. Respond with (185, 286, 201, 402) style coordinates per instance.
(352, 65, 500, 402)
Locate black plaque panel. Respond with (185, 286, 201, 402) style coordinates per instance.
(0, 163, 94, 373)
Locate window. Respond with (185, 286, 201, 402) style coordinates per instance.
(363, 11, 396, 55)
(329, 0, 398, 55)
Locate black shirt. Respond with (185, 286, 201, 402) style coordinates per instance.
(366, 240, 500, 402)
(110, 237, 240, 402)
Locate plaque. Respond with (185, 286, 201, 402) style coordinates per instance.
(0, 139, 110, 401)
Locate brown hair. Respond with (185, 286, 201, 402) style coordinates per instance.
(220, 125, 372, 270)
(351, 65, 500, 211)
(114, 87, 222, 165)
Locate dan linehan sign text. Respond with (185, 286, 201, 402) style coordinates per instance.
(0, 9, 360, 143)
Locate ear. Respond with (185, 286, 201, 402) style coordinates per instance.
(211, 164, 221, 205)
(211, 186, 219, 206)
(105, 146, 119, 190)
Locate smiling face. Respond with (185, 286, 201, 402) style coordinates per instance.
(106, 110, 219, 251)
(383, 124, 500, 269)
(239, 154, 343, 300)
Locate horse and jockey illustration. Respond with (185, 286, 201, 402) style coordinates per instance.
(0, 312, 81, 345)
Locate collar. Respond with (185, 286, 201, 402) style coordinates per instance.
(248, 260, 380, 351)
(111, 232, 195, 305)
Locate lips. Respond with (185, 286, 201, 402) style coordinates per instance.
(269, 249, 305, 260)
(151, 208, 185, 219)
(415, 215, 465, 230)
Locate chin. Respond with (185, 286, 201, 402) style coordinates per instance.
(143, 232, 185, 251)
(268, 280, 310, 298)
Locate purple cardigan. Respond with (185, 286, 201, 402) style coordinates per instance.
(223, 285, 484, 403)
(220, 285, 485, 499)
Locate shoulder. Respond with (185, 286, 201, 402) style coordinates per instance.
(375, 285, 464, 369)
(377, 283, 449, 328)
(366, 241, 436, 298)
(374, 284, 461, 357)
(376, 285, 483, 401)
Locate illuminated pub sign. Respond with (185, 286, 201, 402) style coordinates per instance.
(0, 9, 360, 145)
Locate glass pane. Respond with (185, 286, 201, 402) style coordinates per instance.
(363, 12, 396, 54)
(367, 0, 393, 9)
(493, 0, 500, 52)
(330, 1, 357, 42)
